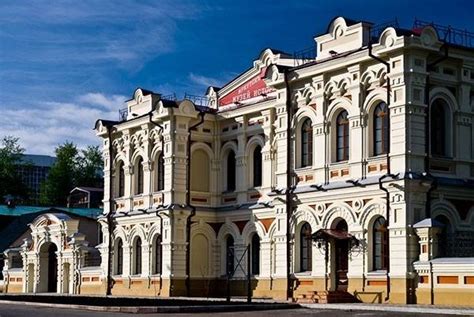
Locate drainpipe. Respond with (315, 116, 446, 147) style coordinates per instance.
(105, 124, 115, 296)
(424, 44, 448, 219)
(284, 69, 294, 301)
(369, 41, 392, 301)
(185, 111, 206, 297)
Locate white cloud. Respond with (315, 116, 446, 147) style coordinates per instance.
(78, 93, 128, 111)
(188, 73, 224, 88)
(0, 1, 206, 68)
(0, 93, 122, 155)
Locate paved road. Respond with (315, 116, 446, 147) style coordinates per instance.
(0, 305, 468, 317)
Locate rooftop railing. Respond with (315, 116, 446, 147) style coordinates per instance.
(293, 46, 317, 67)
(161, 93, 177, 101)
(370, 19, 400, 41)
(184, 93, 208, 106)
(413, 19, 474, 48)
(119, 108, 128, 122)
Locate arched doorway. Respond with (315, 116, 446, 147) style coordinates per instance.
(38, 243, 58, 293)
(334, 219, 349, 291)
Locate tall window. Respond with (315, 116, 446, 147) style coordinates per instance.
(435, 215, 451, 257)
(253, 146, 262, 187)
(157, 153, 165, 191)
(227, 151, 236, 191)
(431, 99, 448, 157)
(336, 110, 349, 162)
(118, 162, 125, 197)
(301, 119, 313, 167)
(116, 239, 123, 275)
(373, 217, 388, 271)
(153, 235, 162, 274)
(251, 234, 260, 275)
(136, 157, 144, 195)
(226, 235, 234, 276)
(373, 102, 389, 156)
(134, 238, 142, 275)
(300, 222, 312, 272)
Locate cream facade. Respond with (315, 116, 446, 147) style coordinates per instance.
(4, 17, 474, 305)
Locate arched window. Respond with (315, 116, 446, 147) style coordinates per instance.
(373, 102, 389, 156)
(373, 217, 388, 271)
(226, 235, 234, 276)
(301, 119, 313, 167)
(253, 146, 262, 187)
(431, 99, 449, 157)
(227, 151, 236, 191)
(251, 234, 260, 275)
(117, 161, 125, 198)
(434, 215, 452, 257)
(134, 237, 142, 275)
(336, 110, 349, 162)
(153, 235, 162, 274)
(157, 153, 165, 191)
(116, 239, 123, 275)
(136, 157, 144, 195)
(300, 222, 312, 272)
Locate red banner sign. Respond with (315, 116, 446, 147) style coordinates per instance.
(219, 67, 274, 107)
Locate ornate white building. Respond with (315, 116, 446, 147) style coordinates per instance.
(4, 17, 474, 305)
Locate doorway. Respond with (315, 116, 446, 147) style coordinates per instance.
(47, 243, 58, 292)
(334, 220, 349, 291)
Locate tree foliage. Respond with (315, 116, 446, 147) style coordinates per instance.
(40, 143, 103, 207)
(0, 136, 28, 202)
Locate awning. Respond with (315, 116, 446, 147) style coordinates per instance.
(312, 229, 354, 241)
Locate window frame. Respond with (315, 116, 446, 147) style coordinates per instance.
(116, 239, 123, 275)
(157, 153, 165, 191)
(336, 110, 349, 162)
(252, 145, 263, 187)
(373, 102, 389, 156)
(134, 237, 142, 275)
(301, 118, 313, 168)
(300, 222, 312, 272)
(372, 217, 388, 271)
(136, 157, 144, 195)
(226, 151, 236, 192)
(251, 233, 260, 275)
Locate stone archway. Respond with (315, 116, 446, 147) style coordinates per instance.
(38, 242, 58, 293)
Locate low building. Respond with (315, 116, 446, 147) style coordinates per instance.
(68, 187, 104, 209)
(0, 206, 102, 294)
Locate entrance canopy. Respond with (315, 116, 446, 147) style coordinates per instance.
(312, 229, 355, 241)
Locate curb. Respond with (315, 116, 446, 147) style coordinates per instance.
(300, 303, 474, 316)
(0, 299, 300, 314)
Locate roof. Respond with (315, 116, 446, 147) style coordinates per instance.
(0, 211, 43, 252)
(19, 154, 56, 167)
(0, 205, 102, 219)
(71, 187, 104, 193)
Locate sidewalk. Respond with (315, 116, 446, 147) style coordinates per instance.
(301, 303, 474, 316)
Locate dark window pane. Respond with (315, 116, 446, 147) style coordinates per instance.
(227, 151, 236, 191)
(301, 119, 313, 167)
(253, 146, 262, 187)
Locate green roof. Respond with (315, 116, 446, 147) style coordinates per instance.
(0, 205, 102, 219)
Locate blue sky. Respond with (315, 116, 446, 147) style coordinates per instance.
(1, 0, 473, 155)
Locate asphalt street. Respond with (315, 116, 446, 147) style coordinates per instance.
(0, 305, 470, 317)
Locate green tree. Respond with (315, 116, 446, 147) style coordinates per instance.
(40, 142, 78, 206)
(76, 145, 103, 188)
(0, 136, 28, 202)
